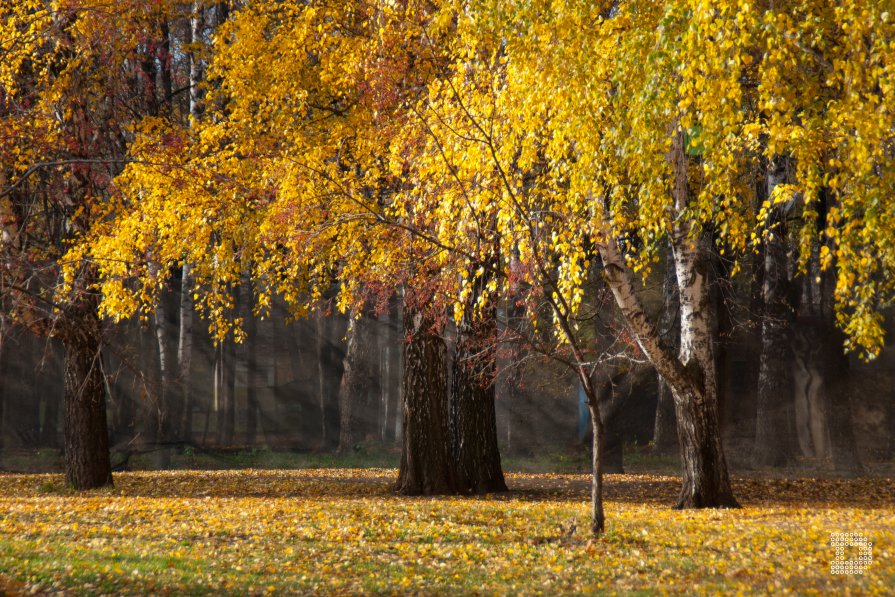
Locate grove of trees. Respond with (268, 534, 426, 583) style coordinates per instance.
(2, 0, 895, 535)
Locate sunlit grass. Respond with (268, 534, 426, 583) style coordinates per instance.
(0, 469, 892, 594)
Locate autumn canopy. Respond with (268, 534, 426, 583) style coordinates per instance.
(2, 0, 894, 533)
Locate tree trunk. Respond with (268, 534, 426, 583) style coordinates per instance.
(450, 297, 507, 494)
(177, 264, 194, 443)
(316, 308, 330, 448)
(669, 228, 738, 508)
(0, 334, 5, 458)
(243, 276, 258, 446)
(754, 158, 798, 467)
(396, 301, 456, 495)
(338, 316, 367, 453)
(385, 298, 402, 442)
(585, 396, 605, 535)
(222, 333, 236, 446)
(597, 130, 738, 509)
(60, 296, 113, 489)
(818, 319, 863, 476)
(653, 242, 680, 455)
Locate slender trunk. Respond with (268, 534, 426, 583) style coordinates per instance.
(586, 396, 605, 535)
(61, 296, 112, 489)
(754, 157, 797, 467)
(385, 298, 402, 442)
(316, 309, 329, 447)
(393, 301, 404, 443)
(338, 317, 367, 453)
(450, 295, 507, 494)
(222, 332, 236, 446)
(244, 284, 258, 447)
(396, 300, 456, 495)
(712, 253, 734, 436)
(178, 264, 194, 442)
(152, 299, 171, 444)
(159, 18, 173, 116)
(577, 366, 610, 535)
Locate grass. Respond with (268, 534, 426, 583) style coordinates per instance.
(0, 468, 892, 595)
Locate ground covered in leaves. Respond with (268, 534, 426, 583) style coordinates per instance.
(0, 469, 892, 595)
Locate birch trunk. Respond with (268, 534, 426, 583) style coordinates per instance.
(596, 130, 737, 509)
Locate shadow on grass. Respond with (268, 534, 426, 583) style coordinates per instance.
(2, 469, 893, 509)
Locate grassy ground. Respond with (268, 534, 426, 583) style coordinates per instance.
(0, 465, 892, 595)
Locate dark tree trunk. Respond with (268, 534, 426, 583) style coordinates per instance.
(339, 316, 369, 453)
(315, 307, 346, 450)
(243, 277, 258, 446)
(60, 297, 112, 489)
(819, 320, 863, 476)
(585, 395, 605, 535)
(222, 334, 236, 446)
(151, 284, 178, 467)
(396, 301, 456, 495)
(754, 158, 797, 467)
(712, 252, 735, 436)
(384, 299, 402, 442)
(450, 298, 507, 494)
(316, 309, 330, 448)
(177, 264, 194, 443)
(653, 242, 679, 455)
(0, 336, 5, 456)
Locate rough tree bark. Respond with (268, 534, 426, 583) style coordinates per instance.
(596, 130, 738, 509)
(396, 300, 456, 495)
(753, 157, 798, 468)
(60, 293, 113, 489)
(0, 333, 5, 457)
(449, 279, 507, 494)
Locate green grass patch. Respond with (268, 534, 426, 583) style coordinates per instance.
(0, 469, 892, 594)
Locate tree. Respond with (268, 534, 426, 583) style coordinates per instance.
(0, 0, 196, 488)
(75, 0, 895, 529)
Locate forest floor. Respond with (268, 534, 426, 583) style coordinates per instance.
(0, 462, 892, 595)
